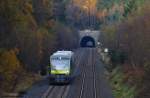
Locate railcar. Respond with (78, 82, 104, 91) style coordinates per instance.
(48, 51, 74, 84)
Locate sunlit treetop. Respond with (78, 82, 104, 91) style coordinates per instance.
(72, 0, 97, 14)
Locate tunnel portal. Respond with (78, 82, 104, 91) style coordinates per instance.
(80, 36, 95, 47)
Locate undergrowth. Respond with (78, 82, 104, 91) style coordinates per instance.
(109, 67, 136, 98)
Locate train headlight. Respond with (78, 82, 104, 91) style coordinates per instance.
(66, 70, 69, 73)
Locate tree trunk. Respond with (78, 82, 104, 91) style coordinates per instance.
(32, 0, 45, 25)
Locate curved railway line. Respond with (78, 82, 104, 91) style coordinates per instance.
(23, 48, 114, 98)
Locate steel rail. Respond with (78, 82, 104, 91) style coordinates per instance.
(79, 49, 92, 98)
(41, 86, 55, 98)
(92, 49, 97, 98)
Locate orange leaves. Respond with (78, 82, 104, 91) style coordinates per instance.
(123, 64, 145, 86)
(73, 0, 97, 14)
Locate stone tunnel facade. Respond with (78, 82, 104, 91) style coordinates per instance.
(79, 30, 100, 47)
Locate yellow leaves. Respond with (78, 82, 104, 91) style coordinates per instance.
(84, 0, 97, 9)
(24, 2, 33, 14)
(0, 49, 21, 80)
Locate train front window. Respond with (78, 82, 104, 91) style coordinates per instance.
(51, 57, 70, 70)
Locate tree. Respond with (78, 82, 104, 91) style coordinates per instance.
(32, 0, 53, 25)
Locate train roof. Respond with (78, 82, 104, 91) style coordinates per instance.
(51, 51, 74, 58)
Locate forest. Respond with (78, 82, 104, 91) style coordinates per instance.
(99, 0, 150, 98)
(0, 0, 79, 94)
(0, 0, 150, 98)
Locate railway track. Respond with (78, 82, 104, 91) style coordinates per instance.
(66, 48, 99, 98)
(23, 48, 114, 98)
(42, 86, 55, 98)
(69, 48, 96, 98)
(42, 85, 70, 98)
(92, 49, 97, 98)
(79, 49, 90, 98)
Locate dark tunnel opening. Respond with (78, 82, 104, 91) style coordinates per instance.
(80, 36, 95, 48)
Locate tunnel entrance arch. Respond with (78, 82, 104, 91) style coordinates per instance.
(80, 36, 95, 47)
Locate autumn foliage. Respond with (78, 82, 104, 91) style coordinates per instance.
(101, 1, 150, 97)
(0, 0, 78, 93)
(0, 49, 22, 92)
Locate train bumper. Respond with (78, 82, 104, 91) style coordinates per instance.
(49, 74, 70, 83)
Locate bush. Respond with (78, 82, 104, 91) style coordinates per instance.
(109, 50, 127, 65)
